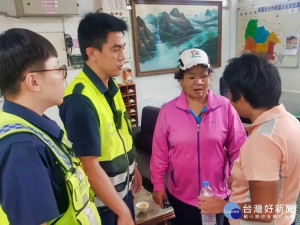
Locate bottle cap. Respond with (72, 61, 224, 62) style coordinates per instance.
(202, 181, 209, 187)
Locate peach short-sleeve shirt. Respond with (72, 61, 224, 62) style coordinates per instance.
(229, 104, 300, 225)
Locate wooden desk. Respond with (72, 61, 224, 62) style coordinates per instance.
(134, 188, 175, 225)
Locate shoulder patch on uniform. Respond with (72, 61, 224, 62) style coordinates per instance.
(73, 83, 85, 94)
(256, 118, 276, 136)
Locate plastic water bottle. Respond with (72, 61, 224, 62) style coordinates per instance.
(200, 181, 217, 225)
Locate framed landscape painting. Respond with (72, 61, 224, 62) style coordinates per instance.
(131, 0, 222, 76)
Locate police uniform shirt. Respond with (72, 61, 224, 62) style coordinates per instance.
(59, 64, 118, 158)
(0, 100, 68, 225)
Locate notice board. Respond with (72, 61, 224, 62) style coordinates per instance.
(236, 1, 300, 67)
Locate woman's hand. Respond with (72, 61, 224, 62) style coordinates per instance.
(153, 190, 168, 209)
(198, 196, 227, 214)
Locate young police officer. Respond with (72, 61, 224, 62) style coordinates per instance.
(59, 13, 142, 225)
(0, 28, 101, 225)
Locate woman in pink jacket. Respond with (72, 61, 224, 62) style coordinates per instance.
(150, 49, 247, 225)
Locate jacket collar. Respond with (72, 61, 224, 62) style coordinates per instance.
(175, 89, 222, 113)
(82, 64, 118, 97)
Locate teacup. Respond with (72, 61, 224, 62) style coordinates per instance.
(136, 201, 149, 212)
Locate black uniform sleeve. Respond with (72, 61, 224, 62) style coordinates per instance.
(59, 94, 101, 157)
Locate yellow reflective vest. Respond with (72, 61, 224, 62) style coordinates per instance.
(0, 111, 101, 225)
(64, 71, 136, 207)
(0, 205, 8, 225)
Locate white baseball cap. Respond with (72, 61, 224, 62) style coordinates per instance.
(178, 48, 210, 70)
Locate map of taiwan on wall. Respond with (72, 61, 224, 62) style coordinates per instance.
(236, 2, 300, 67)
(243, 19, 280, 61)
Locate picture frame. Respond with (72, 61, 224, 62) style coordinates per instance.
(131, 0, 222, 77)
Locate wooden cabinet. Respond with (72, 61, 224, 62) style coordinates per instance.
(119, 83, 138, 127)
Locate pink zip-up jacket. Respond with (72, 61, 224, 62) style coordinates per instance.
(150, 90, 247, 207)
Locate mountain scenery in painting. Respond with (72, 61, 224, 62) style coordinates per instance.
(136, 7, 219, 72)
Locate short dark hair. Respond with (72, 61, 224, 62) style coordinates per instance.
(0, 28, 57, 97)
(174, 64, 212, 80)
(223, 53, 281, 109)
(78, 13, 128, 61)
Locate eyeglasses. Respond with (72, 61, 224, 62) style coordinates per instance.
(30, 64, 67, 79)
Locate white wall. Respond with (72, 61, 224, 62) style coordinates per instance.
(0, 0, 235, 125)
(2, 0, 298, 125)
(0, 1, 232, 125)
(0, 1, 90, 125)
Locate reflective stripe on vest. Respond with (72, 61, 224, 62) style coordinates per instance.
(0, 122, 71, 170)
(0, 112, 101, 225)
(94, 160, 136, 207)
